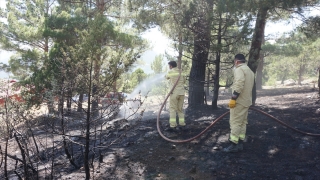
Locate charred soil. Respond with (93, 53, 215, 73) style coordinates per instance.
(1, 87, 320, 180)
(116, 87, 320, 180)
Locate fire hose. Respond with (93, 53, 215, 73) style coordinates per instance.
(157, 70, 320, 143)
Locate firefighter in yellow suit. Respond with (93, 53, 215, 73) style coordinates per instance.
(165, 61, 186, 130)
(224, 54, 254, 153)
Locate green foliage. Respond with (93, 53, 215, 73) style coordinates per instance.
(123, 68, 148, 93)
(298, 16, 320, 40)
(151, 55, 165, 74)
(0, 0, 53, 80)
(263, 32, 320, 85)
(149, 54, 169, 96)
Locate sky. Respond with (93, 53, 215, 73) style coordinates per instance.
(0, 1, 318, 77)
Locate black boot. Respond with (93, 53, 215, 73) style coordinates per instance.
(238, 140, 244, 151)
(165, 127, 178, 132)
(177, 125, 187, 132)
(223, 142, 240, 153)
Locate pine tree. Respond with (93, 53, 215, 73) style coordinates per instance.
(247, 0, 320, 104)
(209, 0, 252, 108)
(0, 0, 57, 112)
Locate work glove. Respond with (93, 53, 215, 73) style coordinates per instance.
(228, 99, 236, 108)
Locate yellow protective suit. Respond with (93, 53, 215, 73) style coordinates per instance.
(229, 63, 254, 144)
(166, 67, 186, 128)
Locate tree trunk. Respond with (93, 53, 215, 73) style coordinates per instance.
(47, 101, 54, 114)
(4, 137, 8, 180)
(91, 1, 105, 118)
(58, 92, 64, 116)
(188, 58, 206, 107)
(91, 55, 100, 118)
(247, 7, 268, 105)
(188, 41, 209, 107)
(14, 133, 29, 180)
(59, 80, 78, 168)
(187, 1, 212, 108)
(206, 67, 210, 97)
(212, 51, 220, 109)
(91, 84, 99, 118)
(256, 53, 264, 90)
(298, 57, 306, 86)
(177, 31, 183, 69)
(84, 60, 94, 180)
(212, 14, 222, 109)
(318, 67, 320, 95)
(61, 96, 79, 168)
(66, 89, 72, 114)
(256, 35, 265, 90)
(77, 93, 84, 112)
(298, 64, 303, 85)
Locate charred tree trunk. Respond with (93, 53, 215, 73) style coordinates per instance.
(248, 7, 268, 105)
(77, 93, 84, 112)
(14, 133, 29, 179)
(66, 89, 72, 114)
(188, 38, 209, 107)
(47, 101, 54, 115)
(212, 14, 222, 109)
(58, 91, 64, 116)
(28, 125, 40, 157)
(0, 146, 3, 170)
(88, 84, 99, 117)
(188, 2, 212, 108)
(206, 67, 210, 97)
(84, 59, 94, 180)
(91, 36, 103, 117)
(4, 136, 8, 180)
(212, 52, 220, 109)
(61, 102, 79, 168)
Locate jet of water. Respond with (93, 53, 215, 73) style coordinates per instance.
(127, 73, 166, 99)
(119, 73, 166, 119)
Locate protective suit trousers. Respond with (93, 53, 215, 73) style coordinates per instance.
(229, 103, 249, 144)
(169, 94, 185, 127)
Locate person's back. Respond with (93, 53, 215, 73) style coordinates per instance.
(167, 68, 185, 95)
(233, 64, 254, 107)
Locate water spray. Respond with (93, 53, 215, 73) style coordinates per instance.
(119, 73, 166, 119)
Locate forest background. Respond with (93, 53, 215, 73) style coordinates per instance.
(0, 0, 320, 179)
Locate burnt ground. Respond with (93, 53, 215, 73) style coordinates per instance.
(95, 87, 320, 180)
(1, 86, 320, 180)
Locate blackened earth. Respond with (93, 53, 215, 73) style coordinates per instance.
(2, 87, 320, 180)
(94, 87, 320, 180)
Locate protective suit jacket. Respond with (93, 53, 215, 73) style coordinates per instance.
(166, 68, 186, 95)
(232, 63, 254, 107)
(166, 67, 186, 127)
